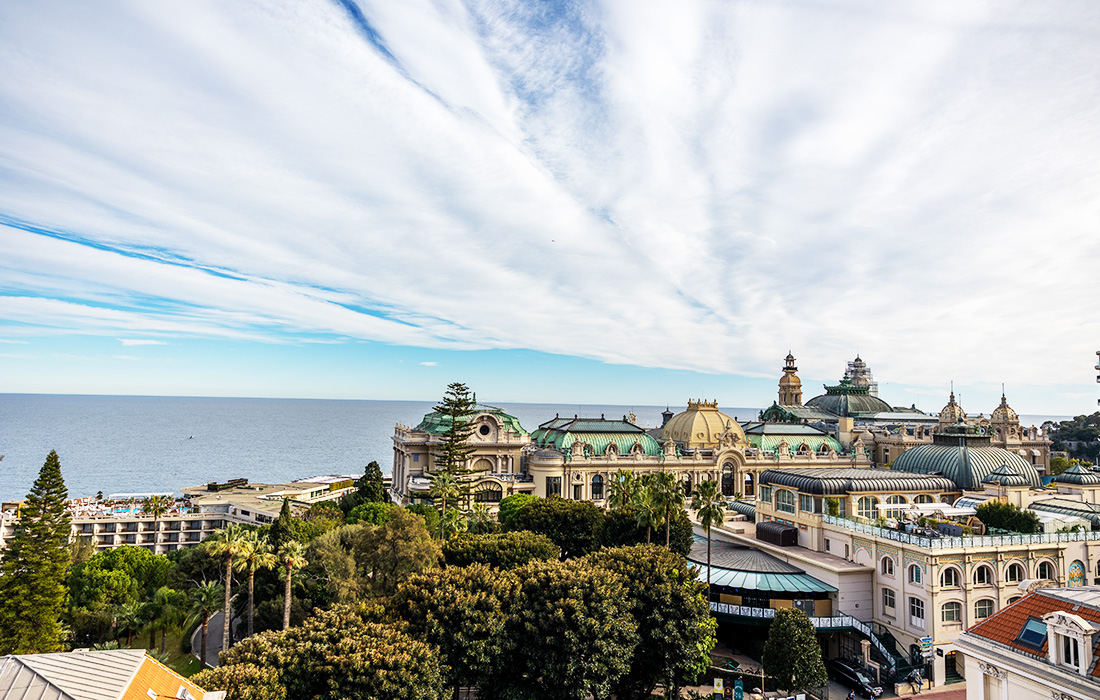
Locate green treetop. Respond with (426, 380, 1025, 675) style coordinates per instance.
(357, 460, 386, 503)
(762, 608, 828, 692)
(0, 450, 72, 653)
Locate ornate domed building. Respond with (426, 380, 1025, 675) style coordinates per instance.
(938, 391, 966, 426)
(661, 399, 745, 450)
(778, 353, 803, 406)
(805, 378, 898, 418)
(891, 424, 1041, 491)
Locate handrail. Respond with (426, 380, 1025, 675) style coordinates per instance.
(708, 603, 899, 670)
(823, 514, 1100, 549)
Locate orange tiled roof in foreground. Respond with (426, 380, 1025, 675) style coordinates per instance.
(965, 589, 1100, 678)
(120, 657, 206, 700)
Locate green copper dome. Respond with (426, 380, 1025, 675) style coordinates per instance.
(805, 378, 897, 417)
(981, 463, 1031, 488)
(414, 403, 528, 436)
(892, 426, 1041, 490)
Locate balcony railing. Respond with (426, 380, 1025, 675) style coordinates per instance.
(824, 514, 1100, 549)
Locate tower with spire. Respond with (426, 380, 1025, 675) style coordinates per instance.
(778, 352, 803, 406)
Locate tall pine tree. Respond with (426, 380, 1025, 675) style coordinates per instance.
(0, 450, 72, 653)
(426, 383, 483, 522)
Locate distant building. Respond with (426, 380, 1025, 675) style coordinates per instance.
(956, 586, 1100, 700)
(390, 403, 535, 507)
(0, 648, 219, 699)
(1, 474, 360, 557)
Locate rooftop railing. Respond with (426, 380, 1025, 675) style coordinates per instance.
(823, 514, 1100, 549)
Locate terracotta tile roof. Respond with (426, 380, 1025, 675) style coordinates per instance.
(965, 589, 1100, 677)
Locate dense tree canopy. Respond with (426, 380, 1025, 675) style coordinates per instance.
(509, 496, 604, 559)
(508, 558, 638, 700)
(497, 493, 536, 529)
(194, 604, 445, 700)
(392, 563, 519, 694)
(762, 608, 827, 692)
(69, 545, 173, 608)
(346, 501, 399, 526)
(583, 546, 716, 699)
(442, 531, 560, 568)
(0, 450, 72, 653)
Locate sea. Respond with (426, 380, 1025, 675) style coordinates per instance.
(0, 394, 1068, 504)
(0, 394, 759, 503)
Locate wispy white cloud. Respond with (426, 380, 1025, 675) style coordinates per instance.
(0, 339, 30, 344)
(419, 361, 438, 367)
(0, 0, 1097, 394)
(118, 339, 168, 347)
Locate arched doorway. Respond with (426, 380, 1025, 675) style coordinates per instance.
(681, 473, 693, 496)
(743, 472, 755, 497)
(721, 462, 737, 496)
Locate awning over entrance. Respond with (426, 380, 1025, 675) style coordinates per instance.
(688, 538, 836, 594)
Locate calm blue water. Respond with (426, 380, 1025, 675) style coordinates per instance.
(0, 394, 762, 502)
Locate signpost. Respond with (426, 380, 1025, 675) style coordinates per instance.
(920, 636, 934, 661)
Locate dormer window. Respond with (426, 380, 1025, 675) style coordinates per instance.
(1043, 610, 1100, 676)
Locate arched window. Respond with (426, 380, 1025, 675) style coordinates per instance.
(975, 599, 995, 620)
(909, 564, 923, 584)
(881, 557, 895, 577)
(1007, 596, 1022, 605)
(914, 494, 934, 504)
(857, 496, 878, 520)
(681, 474, 692, 497)
(941, 567, 961, 587)
(1038, 561, 1056, 580)
(590, 474, 604, 500)
(941, 601, 962, 623)
(776, 489, 796, 513)
(1006, 562, 1025, 583)
(884, 495, 907, 518)
(474, 482, 503, 503)
(721, 462, 737, 497)
(974, 565, 994, 586)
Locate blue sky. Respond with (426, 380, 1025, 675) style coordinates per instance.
(1, 0, 1098, 415)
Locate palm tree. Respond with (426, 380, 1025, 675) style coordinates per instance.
(205, 523, 250, 653)
(653, 471, 685, 547)
(427, 470, 461, 535)
(188, 580, 223, 668)
(691, 480, 726, 604)
(607, 469, 637, 510)
(149, 586, 187, 654)
(277, 540, 308, 631)
(233, 530, 277, 638)
(467, 503, 494, 534)
(114, 601, 143, 647)
(631, 481, 664, 544)
(144, 494, 172, 549)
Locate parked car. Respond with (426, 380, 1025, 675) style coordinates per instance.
(827, 658, 883, 698)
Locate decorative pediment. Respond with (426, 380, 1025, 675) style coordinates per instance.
(1043, 610, 1100, 634)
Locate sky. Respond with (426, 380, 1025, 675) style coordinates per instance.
(0, 0, 1098, 415)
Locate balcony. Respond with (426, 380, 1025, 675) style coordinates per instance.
(823, 514, 1100, 549)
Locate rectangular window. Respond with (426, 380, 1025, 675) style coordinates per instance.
(546, 476, 561, 498)
(776, 490, 796, 513)
(760, 486, 773, 504)
(1015, 618, 1047, 649)
(883, 588, 896, 610)
(413, 454, 419, 462)
(1062, 635, 1080, 669)
(825, 539, 831, 552)
(909, 597, 925, 629)
(800, 494, 815, 513)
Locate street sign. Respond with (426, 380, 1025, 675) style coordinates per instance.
(733, 679, 743, 700)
